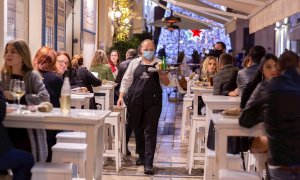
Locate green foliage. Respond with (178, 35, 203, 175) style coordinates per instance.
(108, 31, 152, 61)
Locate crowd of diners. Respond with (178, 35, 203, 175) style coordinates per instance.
(0, 38, 300, 179)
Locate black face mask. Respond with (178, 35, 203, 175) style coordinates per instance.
(213, 49, 223, 58)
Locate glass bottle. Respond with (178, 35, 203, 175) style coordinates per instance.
(60, 70, 71, 114)
(162, 56, 167, 70)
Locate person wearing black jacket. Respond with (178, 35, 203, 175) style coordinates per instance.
(239, 51, 300, 179)
(0, 87, 34, 180)
(114, 49, 138, 156)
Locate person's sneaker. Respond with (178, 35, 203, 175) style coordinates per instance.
(144, 166, 154, 175)
(126, 148, 131, 156)
(136, 157, 144, 166)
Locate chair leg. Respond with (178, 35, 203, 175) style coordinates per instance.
(188, 124, 196, 175)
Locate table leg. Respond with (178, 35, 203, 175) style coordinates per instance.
(215, 128, 227, 180)
(86, 126, 96, 180)
(95, 122, 105, 180)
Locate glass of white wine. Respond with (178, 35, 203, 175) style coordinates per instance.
(13, 80, 25, 114)
(9, 79, 17, 103)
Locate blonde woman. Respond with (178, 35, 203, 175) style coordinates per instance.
(201, 56, 218, 82)
(90, 50, 114, 81)
(0, 39, 50, 162)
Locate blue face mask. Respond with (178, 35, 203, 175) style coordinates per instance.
(143, 51, 155, 61)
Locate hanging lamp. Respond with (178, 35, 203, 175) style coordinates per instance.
(162, 10, 181, 24)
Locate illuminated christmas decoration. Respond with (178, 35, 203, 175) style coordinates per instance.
(156, 3, 231, 62)
(114, 0, 134, 42)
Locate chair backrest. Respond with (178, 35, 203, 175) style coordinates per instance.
(173, 75, 186, 95)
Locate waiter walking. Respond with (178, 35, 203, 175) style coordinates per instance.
(117, 39, 170, 175)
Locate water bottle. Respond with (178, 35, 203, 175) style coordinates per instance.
(60, 70, 71, 114)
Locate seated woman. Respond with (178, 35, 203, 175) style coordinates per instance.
(34, 47, 64, 162)
(90, 50, 114, 81)
(108, 50, 120, 79)
(0, 87, 34, 180)
(240, 53, 278, 153)
(0, 39, 50, 162)
(198, 56, 218, 114)
(71, 55, 102, 109)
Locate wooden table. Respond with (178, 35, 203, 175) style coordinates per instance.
(71, 93, 94, 109)
(4, 108, 110, 180)
(191, 85, 213, 117)
(212, 113, 266, 179)
(93, 84, 117, 110)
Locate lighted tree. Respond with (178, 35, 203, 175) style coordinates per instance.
(156, 3, 232, 63)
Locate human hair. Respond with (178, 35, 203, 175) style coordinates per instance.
(201, 56, 218, 75)
(126, 49, 137, 59)
(219, 53, 233, 66)
(34, 46, 57, 71)
(248, 45, 266, 64)
(91, 50, 108, 66)
(73, 55, 84, 66)
(277, 50, 299, 73)
(57, 51, 71, 68)
(240, 53, 279, 108)
(242, 55, 252, 68)
(177, 51, 185, 64)
(216, 41, 226, 50)
(2, 39, 33, 74)
(140, 39, 156, 51)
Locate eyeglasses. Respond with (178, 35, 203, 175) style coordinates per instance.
(57, 60, 69, 66)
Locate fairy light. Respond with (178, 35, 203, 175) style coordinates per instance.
(114, 0, 134, 42)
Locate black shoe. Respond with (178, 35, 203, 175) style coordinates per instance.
(136, 157, 144, 166)
(126, 148, 131, 156)
(144, 166, 154, 175)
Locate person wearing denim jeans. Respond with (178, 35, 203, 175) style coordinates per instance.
(0, 86, 34, 180)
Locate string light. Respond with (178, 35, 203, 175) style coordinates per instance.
(114, 0, 134, 42)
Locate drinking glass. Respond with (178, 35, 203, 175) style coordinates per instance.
(9, 79, 17, 103)
(13, 80, 25, 114)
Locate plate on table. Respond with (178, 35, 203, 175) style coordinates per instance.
(6, 105, 17, 113)
(147, 66, 177, 73)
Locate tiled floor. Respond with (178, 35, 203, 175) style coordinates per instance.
(103, 88, 203, 180)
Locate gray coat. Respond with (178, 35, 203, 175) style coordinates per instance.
(213, 64, 238, 95)
(1, 70, 50, 162)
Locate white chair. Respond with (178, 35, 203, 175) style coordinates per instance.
(103, 112, 122, 172)
(112, 105, 127, 156)
(219, 169, 261, 180)
(204, 150, 243, 180)
(56, 132, 86, 143)
(51, 143, 87, 178)
(247, 152, 268, 177)
(180, 97, 193, 140)
(31, 162, 73, 180)
(186, 116, 206, 174)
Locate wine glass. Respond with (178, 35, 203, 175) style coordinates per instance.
(9, 79, 17, 103)
(13, 80, 25, 114)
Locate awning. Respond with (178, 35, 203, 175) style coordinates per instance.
(149, 17, 212, 30)
(249, 0, 300, 33)
(161, 0, 300, 34)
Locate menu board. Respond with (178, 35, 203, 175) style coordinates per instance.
(44, 0, 55, 48)
(57, 0, 66, 51)
(82, 0, 96, 34)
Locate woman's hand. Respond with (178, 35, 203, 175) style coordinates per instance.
(228, 88, 239, 97)
(3, 90, 14, 100)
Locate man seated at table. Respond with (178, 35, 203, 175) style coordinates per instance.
(213, 53, 238, 96)
(0, 87, 34, 180)
(239, 51, 300, 179)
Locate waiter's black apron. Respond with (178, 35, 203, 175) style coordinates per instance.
(125, 62, 162, 166)
(125, 62, 162, 129)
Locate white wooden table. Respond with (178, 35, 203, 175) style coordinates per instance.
(71, 93, 94, 109)
(191, 85, 213, 117)
(212, 113, 266, 179)
(93, 84, 117, 110)
(4, 108, 110, 180)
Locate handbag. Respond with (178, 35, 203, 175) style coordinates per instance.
(207, 120, 251, 154)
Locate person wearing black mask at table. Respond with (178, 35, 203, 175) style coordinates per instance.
(213, 41, 226, 58)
